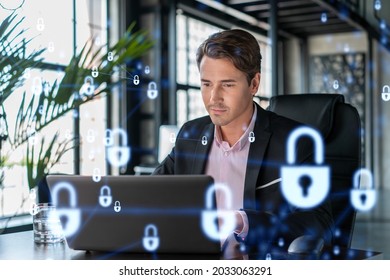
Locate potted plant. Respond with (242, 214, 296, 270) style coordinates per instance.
(0, 12, 154, 225)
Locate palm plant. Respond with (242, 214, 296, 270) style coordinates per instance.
(0, 13, 154, 216)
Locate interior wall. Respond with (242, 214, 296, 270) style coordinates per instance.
(308, 32, 368, 55)
(375, 41, 390, 189)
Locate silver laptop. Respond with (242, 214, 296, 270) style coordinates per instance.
(46, 175, 221, 255)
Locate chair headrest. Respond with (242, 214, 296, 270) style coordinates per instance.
(268, 94, 345, 138)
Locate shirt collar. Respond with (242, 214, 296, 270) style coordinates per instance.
(214, 104, 257, 151)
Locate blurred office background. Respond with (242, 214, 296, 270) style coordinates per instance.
(0, 0, 389, 258)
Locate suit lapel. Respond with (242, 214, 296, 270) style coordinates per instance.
(243, 104, 272, 209)
(191, 123, 214, 174)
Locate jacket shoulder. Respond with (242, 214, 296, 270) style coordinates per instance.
(178, 115, 212, 139)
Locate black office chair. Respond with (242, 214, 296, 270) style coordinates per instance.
(267, 93, 362, 248)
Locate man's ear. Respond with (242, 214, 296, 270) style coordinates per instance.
(251, 73, 261, 95)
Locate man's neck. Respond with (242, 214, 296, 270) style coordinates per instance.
(219, 105, 255, 146)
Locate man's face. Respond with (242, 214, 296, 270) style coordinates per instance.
(200, 56, 260, 129)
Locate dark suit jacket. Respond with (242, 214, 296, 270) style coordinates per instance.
(153, 102, 334, 250)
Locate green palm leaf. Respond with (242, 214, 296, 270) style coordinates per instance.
(0, 13, 44, 104)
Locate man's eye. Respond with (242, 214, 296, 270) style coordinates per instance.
(223, 83, 234, 87)
(202, 83, 210, 87)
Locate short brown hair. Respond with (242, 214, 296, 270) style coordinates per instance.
(196, 29, 262, 84)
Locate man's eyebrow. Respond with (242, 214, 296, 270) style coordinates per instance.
(200, 79, 237, 83)
(220, 79, 237, 83)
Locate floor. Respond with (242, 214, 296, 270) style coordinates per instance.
(351, 189, 390, 259)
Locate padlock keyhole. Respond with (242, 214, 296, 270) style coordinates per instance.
(298, 175, 312, 197)
(214, 216, 221, 230)
(60, 215, 68, 228)
(360, 193, 367, 205)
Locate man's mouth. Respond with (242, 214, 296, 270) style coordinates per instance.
(209, 106, 227, 115)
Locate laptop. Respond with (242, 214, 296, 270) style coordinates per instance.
(46, 174, 222, 255)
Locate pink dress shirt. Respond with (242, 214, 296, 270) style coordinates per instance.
(205, 105, 257, 242)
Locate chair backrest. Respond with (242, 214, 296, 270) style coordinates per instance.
(267, 93, 362, 248)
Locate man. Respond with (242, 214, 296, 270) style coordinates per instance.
(153, 29, 333, 253)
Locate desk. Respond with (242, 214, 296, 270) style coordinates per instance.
(0, 230, 383, 260)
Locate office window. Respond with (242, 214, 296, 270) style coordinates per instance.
(176, 13, 217, 127)
(0, 1, 108, 225)
(175, 13, 271, 127)
(16, 1, 74, 65)
(77, 1, 108, 177)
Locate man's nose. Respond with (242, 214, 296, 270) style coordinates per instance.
(210, 85, 223, 102)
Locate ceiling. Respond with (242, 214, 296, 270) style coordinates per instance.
(225, 0, 361, 39)
(188, 0, 362, 38)
(187, 0, 388, 49)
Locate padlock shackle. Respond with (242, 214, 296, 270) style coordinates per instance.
(353, 168, 373, 189)
(84, 75, 94, 84)
(51, 182, 77, 208)
(205, 183, 232, 209)
(383, 85, 390, 92)
(144, 224, 158, 236)
(287, 126, 324, 165)
(110, 128, 128, 146)
(100, 185, 111, 196)
(148, 81, 157, 89)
